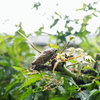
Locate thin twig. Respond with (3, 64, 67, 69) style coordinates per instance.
(18, 31, 41, 53)
(60, 41, 70, 53)
(66, 62, 79, 67)
(42, 32, 57, 36)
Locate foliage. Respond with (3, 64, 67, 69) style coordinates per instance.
(0, 29, 35, 100)
(0, 31, 100, 100)
(0, 1, 100, 100)
(34, 1, 100, 57)
(32, 2, 41, 10)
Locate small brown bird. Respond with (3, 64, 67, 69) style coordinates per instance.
(31, 48, 57, 69)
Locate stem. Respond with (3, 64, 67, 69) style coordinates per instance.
(60, 41, 70, 53)
(62, 66, 90, 84)
(63, 66, 76, 79)
(18, 31, 41, 53)
(66, 62, 79, 67)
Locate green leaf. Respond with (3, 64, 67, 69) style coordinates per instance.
(35, 26, 44, 35)
(76, 3, 87, 11)
(49, 44, 59, 49)
(79, 82, 94, 90)
(54, 12, 62, 18)
(5, 81, 19, 93)
(57, 86, 66, 96)
(16, 22, 26, 35)
(83, 66, 97, 73)
(50, 19, 59, 28)
(13, 66, 24, 71)
(75, 90, 90, 100)
(0, 35, 14, 43)
(17, 88, 33, 100)
(0, 61, 10, 67)
(95, 81, 100, 86)
(20, 74, 42, 89)
(33, 2, 41, 10)
(24, 94, 34, 100)
(88, 89, 100, 97)
(50, 97, 66, 100)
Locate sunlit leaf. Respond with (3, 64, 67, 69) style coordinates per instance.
(13, 66, 24, 71)
(49, 44, 59, 49)
(20, 74, 43, 89)
(95, 81, 100, 86)
(0, 35, 13, 43)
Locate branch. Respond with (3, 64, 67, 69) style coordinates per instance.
(18, 31, 41, 53)
(42, 32, 57, 36)
(63, 66, 76, 79)
(60, 41, 70, 53)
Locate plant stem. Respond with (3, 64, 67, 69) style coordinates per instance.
(60, 41, 70, 53)
(63, 66, 76, 79)
(18, 31, 41, 53)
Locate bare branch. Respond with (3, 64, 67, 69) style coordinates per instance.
(18, 31, 41, 53)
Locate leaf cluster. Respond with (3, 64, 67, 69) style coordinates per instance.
(0, 32, 100, 100)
